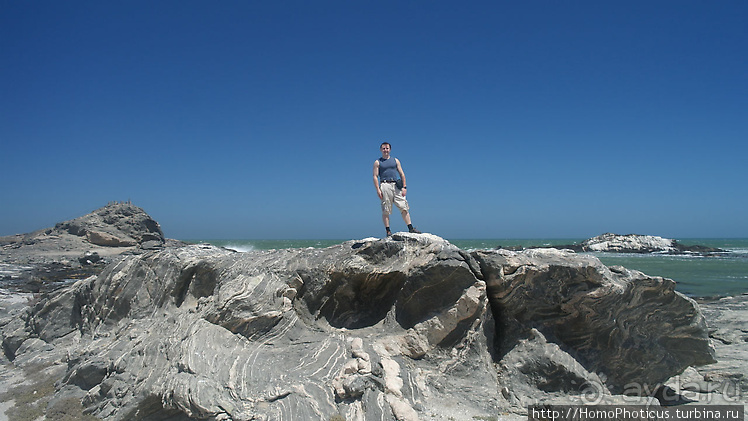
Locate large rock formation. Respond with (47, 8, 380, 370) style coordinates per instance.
(580, 233, 677, 253)
(54, 202, 165, 247)
(0, 202, 172, 292)
(1, 233, 716, 420)
(0, 202, 165, 257)
(539, 233, 725, 255)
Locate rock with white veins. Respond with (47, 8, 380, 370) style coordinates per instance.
(2, 233, 716, 420)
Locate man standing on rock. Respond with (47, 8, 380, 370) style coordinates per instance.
(373, 142, 421, 237)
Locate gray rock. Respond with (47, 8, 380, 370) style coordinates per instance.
(0, 202, 176, 292)
(55, 202, 164, 246)
(686, 295, 748, 403)
(542, 233, 725, 255)
(1, 233, 719, 420)
(475, 247, 715, 393)
(78, 251, 103, 266)
(85, 230, 137, 247)
(497, 327, 610, 406)
(581, 233, 677, 253)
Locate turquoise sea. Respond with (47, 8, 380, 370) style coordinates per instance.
(190, 238, 748, 299)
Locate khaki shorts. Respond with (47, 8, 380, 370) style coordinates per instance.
(380, 182, 409, 215)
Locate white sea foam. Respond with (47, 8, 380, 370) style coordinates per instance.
(223, 244, 255, 253)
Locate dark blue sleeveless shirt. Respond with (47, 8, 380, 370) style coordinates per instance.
(378, 157, 399, 182)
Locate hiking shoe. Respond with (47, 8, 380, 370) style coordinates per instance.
(409, 227, 421, 234)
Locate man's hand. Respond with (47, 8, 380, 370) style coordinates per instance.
(377, 189, 383, 200)
(401, 186, 407, 197)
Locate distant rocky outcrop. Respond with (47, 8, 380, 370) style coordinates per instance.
(54, 201, 165, 247)
(581, 233, 677, 253)
(0, 202, 177, 292)
(531, 233, 725, 255)
(1, 233, 719, 420)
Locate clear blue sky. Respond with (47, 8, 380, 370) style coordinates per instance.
(2, 1, 746, 240)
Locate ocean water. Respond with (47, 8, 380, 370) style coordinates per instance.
(191, 238, 748, 299)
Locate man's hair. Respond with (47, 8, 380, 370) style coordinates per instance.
(380, 142, 391, 148)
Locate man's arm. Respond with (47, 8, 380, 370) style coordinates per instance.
(373, 160, 383, 199)
(395, 159, 407, 196)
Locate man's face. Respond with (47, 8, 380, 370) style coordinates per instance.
(380, 144, 391, 157)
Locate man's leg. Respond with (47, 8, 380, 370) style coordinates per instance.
(401, 210, 420, 233)
(400, 209, 411, 225)
(381, 184, 394, 236)
(382, 214, 392, 236)
(399, 206, 420, 233)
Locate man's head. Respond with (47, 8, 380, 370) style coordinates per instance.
(380, 142, 391, 158)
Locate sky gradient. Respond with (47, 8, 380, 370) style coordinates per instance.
(2, 1, 747, 240)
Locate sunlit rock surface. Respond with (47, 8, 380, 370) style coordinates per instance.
(2, 233, 715, 420)
(581, 233, 676, 252)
